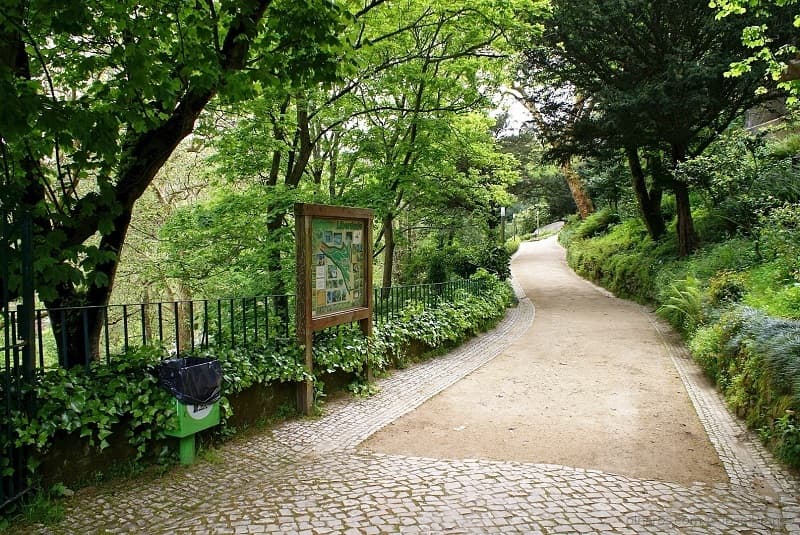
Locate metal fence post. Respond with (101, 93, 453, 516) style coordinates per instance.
(20, 209, 35, 382)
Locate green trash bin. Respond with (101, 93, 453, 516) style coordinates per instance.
(158, 357, 222, 465)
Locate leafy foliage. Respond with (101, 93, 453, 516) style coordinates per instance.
(400, 239, 514, 284)
(373, 271, 513, 367)
(568, 208, 620, 241)
(3, 272, 512, 486)
(656, 278, 704, 336)
(518, 0, 795, 255)
(710, 0, 800, 102)
(159, 184, 302, 297)
(1, 0, 356, 369)
(703, 306, 800, 466)
(758, 202, 800, 281)
(6, 347, 175, 464)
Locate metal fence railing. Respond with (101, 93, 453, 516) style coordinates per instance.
(1, 208, 35, 509)
(372, 279, 487, 325)
(20, 295, 296, 371)
(6, 278, 490, 373)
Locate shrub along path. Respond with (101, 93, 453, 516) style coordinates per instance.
(24, 237, 800, 534)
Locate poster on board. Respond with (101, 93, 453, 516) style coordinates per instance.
(310, 218, 367, 317)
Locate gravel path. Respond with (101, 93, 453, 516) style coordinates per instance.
(364, 237, 725, 486)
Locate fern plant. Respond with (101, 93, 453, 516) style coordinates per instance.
(657, 277, 704, 336)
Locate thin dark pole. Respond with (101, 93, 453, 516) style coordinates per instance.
(253, 297, 258, 345)
(36, 310, 44, 368)
(104, 308, 110, 363)
(122, 304, 129, 354)
(229, 298, 235, 348)
(264, 296, 270, 341)
(242, 298, 247, 347)
(82, 309, 90, 369)
(59, 310, 67, 367)
(203, 300, 209, 348)
(140, 304, 147, 346)
(173, 301, 180, 355)
(217, 300, 223, 346)
(20, 210, 34, 381)
(189, 300, 195, 352)
(157, 303, 164, 344)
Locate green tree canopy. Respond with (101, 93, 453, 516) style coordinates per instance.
(710, 0, 800, 101)
(0, 0, 361, 366)
(518, 0, 795, 254)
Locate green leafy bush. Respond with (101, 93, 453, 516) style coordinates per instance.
(402, 241, 513, 284)
(505, 236, 522, 256)
(558, 214, 583, 246)
(6, 347, 175, 468)
(706, 270, 748, 306)
(566, 218, 663, 300)
(681, 304, 800, 465)
(374, 271, 513, 367)
(451, 245, 511, 281)
(758, 203, 800, 282)
(689, 323, 727, 382)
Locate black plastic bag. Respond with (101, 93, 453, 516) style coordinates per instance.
(157, 357, 222, 405)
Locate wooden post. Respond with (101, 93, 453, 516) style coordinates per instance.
(295, 210, 315, 415)
(359, 216, 374, 381)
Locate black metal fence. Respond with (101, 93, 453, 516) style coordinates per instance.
(16, 278, 488, 373)
(0, 272, 490, 510)
(372, 279, 487, 324)
(29, 294, 296, 370)
(1, 209, 35, 509)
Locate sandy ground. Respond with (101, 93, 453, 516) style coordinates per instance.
(361, 236, 726, 486)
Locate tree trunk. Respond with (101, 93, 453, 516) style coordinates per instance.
(176, 284, 193, 353)
(561, 160, 594, 219)
(163, 282, 193, 353)
(47, 207, 134, 367)
(381, 214, 395, 294)
(29, 1, 272, 368)
(143, 285, 153, 344)
(674, 181, 698, 256)
(625, 146, 665, 240)
(48, 293, 105, 367)
(671, 144, 698, 256)
(267, 214, 290, 329)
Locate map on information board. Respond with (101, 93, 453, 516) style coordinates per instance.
(311, 218, 366, 316)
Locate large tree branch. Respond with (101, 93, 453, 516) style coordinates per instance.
(59, 0, 273, 250)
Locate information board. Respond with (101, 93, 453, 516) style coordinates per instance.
(310, 218, 366, 317)
(294, 203, 374, 414)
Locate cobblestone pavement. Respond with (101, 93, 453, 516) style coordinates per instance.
(28, 276, 800, 534)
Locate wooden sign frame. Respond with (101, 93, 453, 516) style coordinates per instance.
(295, 203, 374, 414)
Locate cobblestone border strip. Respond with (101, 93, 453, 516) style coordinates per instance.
(648, 315, 800, 534)
(271, 278, 535, 454)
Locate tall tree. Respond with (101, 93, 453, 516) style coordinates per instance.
(0, 0, 358, 366)
(506, 85, 595, 219)
(210, 0, 532, 287)
(518, 0, 793, 254)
